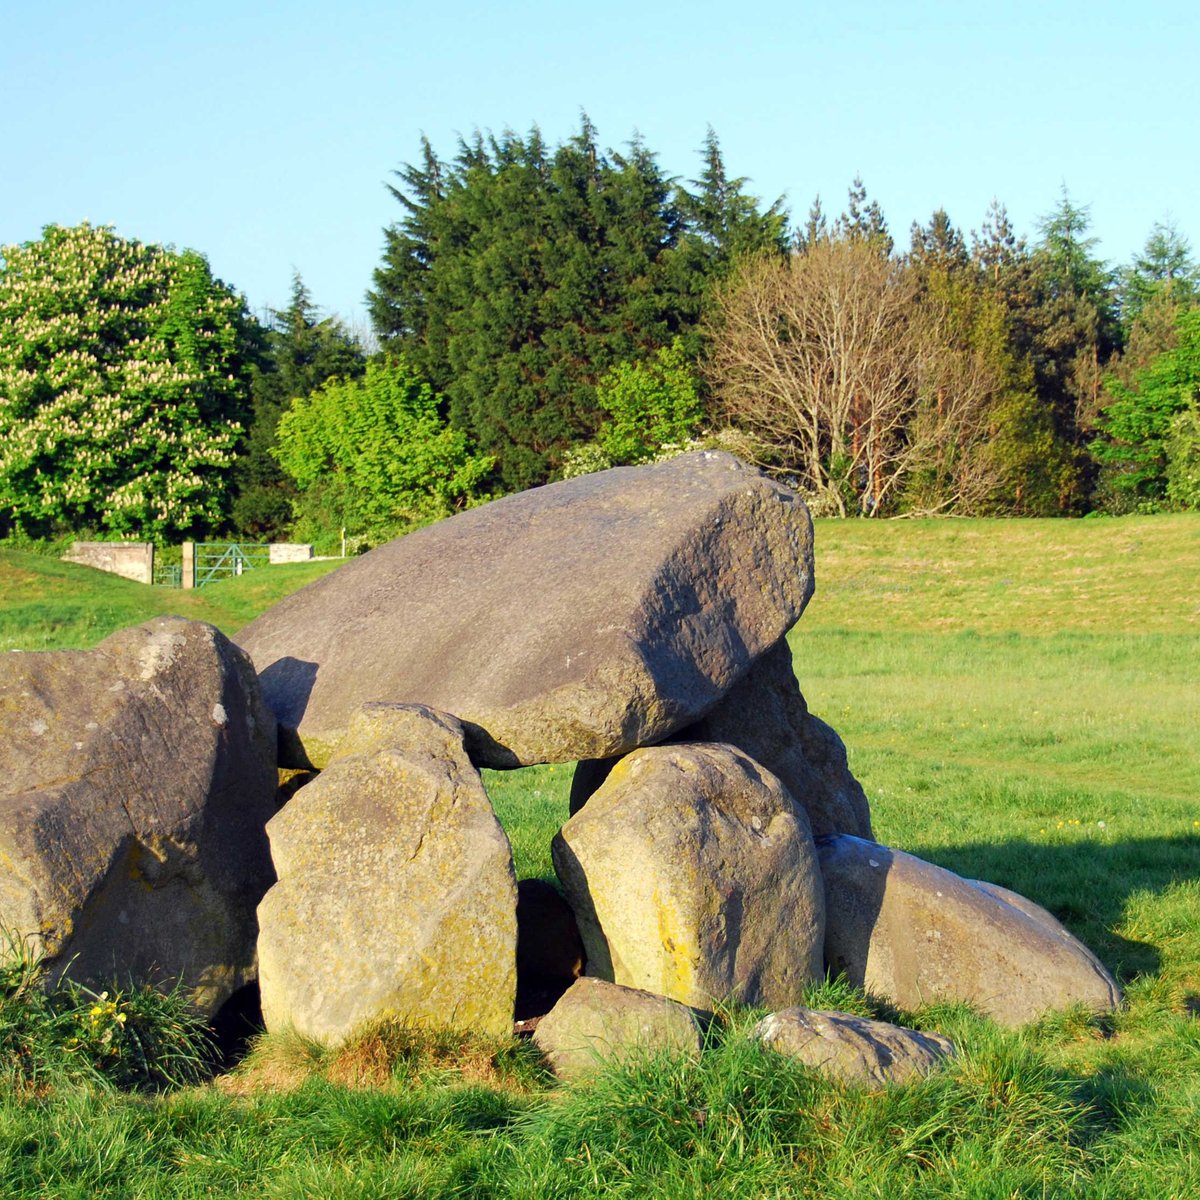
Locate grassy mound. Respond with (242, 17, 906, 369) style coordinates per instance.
(1, 513, 1197, 1197)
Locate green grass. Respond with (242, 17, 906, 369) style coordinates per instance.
(2, 514, 1198, 1197)
(0, 547, 344, 651)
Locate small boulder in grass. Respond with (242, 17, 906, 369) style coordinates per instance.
(533, 977, 704, 1081)
(752, 1007, 955, 1088)
(817, 834, 1122, 1026)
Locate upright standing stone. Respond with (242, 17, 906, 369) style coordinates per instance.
(257, 703, 517, 1043)
(554, 743, 825, 1011)
(236, 452, 814, 768)
(0, 618, 276, 1016)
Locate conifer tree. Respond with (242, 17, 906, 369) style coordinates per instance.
(836, 175, 892, 255)
(370, 119, 719, 491)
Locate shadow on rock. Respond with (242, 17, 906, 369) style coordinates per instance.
(902, 834, 1200, 981)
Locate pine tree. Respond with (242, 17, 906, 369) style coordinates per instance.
(796, 195, 829, 253)
(836, 175, 892, 255)
(1118, 219, 1198, 328)
(677, 127, 787, 274)
(909, 209, 968, 274)
(971, 199, 1022, 285)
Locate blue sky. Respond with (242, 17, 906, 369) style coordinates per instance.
(4, 1, 1198, 327)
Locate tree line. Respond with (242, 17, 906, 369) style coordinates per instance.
(2, 118, 1198, 551)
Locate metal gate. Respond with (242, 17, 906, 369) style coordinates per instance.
(193, 543, 271, 587)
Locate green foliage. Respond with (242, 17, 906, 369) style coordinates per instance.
(594, 337, 703, 466)
(675, 126, 788, 279)
(1165, 402, 1200, 508)
(1, 930, 211, 1092)
(1119, 218, 1199, 328)
(0, 222, 258, 538)
(274, 356, 493, 550)
(1093, 307, 1200, 504)
(369, 119, 782, 492)
(229, 274, 365, 539)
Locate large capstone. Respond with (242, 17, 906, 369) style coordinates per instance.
(236, 452, 814, 768)
(818, 835, 1122, 1026)
(553, 743, 825, 1011)
(0, 618, 276, 1016)
(256, 703, 517, 1043)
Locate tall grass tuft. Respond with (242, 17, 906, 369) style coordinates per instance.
(0, 929, 212, 1093)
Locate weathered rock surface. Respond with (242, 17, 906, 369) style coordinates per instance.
(751, 1006, 955, 1088)
(569, 640, 873, 837)
(236, 452, 814, 768)
(553, 743, 825, 1011)
(675, 639, 872, 838)
(256, 703, 517, 1043)
(0, 617, 276, 1016)
(516, 879, 585, 1020)
(818, 835, 1122, 1026)
(533, 976, 703, 1080)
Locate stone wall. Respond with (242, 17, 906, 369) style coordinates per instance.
(63, 542, 154, 585)
(269, 543, 314, 564)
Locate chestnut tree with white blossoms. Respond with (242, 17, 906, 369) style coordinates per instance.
(0, 222, 259, 538)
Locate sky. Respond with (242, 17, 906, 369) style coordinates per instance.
(4, 1, 1198, 329)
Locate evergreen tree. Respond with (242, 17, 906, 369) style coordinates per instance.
(969, 200, 1082, 511)
(229, 274, 365, 538)
(836, 175, 893, 255)
(971, 199, 1022, 285)
(909, 209, 968, 274)
(676, 127, 788, 275)
(796, 195, 829, 253)
(1118, 219, 1198, 328)
(370, 118, 707, 492)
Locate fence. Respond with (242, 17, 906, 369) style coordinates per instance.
(192, 543, 272, 588)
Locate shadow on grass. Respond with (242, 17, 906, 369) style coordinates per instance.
(904, 834, 1200, 981)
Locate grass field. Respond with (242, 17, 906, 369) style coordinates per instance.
(1, 514, 1198, 1197)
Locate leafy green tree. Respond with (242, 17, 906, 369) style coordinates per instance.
(1165, 403, 1200, 509)
(274, 356, 493, 549)
(229, 274, 365, 539)
(1093, 307, 1200, 504)
(595, 337, 703, 465)
(0, 222, 257, 538)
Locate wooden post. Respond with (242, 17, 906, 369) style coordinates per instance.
(181, 542, 195, 589)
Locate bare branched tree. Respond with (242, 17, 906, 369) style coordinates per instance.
(706, 239, 1004, 515)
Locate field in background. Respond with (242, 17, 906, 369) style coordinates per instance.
(1, 513, 1198, 1197)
